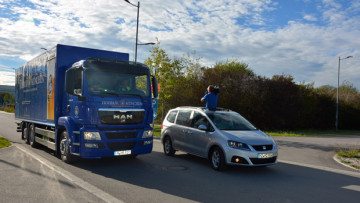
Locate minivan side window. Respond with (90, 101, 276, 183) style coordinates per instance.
(192, 111, 210, 129)
(176, 110, 192, 127)
(167, 110, 178, 123)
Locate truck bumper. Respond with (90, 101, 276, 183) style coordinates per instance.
(72, 126, 153, 159)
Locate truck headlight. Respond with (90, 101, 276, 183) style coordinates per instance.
(228, 141, 251, 151)
(84, 132, 102, 141)
(142, 130, 153, 138)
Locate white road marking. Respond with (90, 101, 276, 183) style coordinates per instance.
(15, 144, 124, 203)
(342, 185, 360, 192)
(278, 160, 360, 178)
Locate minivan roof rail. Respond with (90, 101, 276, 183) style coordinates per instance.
(176, 106, 232, 112)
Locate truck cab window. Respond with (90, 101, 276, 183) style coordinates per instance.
(65, 68, 83, 96)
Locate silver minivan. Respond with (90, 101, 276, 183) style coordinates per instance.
(161, 107, 278, 170)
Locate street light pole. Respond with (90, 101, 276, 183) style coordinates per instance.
(135, 1, 140, 62)
(336, 55, 353, 132)
(124, 0, 155, 63)
(124, 0, 140, 62)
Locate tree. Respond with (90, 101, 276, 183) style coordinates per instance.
(144, 44, 187, 121)
(1, 91, 14, 105)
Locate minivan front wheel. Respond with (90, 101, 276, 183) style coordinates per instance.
(210, 147, 226, 171)
(163, 137, 175, 156)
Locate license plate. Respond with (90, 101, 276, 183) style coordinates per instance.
(258, 152, 275, 159)
(114, 150, 131, 156)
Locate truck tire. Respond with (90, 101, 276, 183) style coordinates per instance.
(29, 124, 39, 148)
(23, 126, 29, 144)
(60, 131, 75, 164)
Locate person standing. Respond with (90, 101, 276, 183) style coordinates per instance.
(201, 85, 218, 110)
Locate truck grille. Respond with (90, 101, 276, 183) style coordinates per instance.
(99, 109, 145, 125)
(251, 144, 273, 151)
(106, 132, 138, 140)
(107, 142, 136, 150)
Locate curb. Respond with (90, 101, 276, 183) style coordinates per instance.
(333, 155, 360, 172)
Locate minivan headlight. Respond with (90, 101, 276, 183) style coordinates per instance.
(142, 130, 153, 138)
(228, 141, 251, 151)
(84, 132, 102, 141)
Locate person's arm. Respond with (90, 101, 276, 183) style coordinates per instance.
(201, 94, 207, 102)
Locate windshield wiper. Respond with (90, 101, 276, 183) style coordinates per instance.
(121, 93, 143, 99)
(99, 92, 120, 97)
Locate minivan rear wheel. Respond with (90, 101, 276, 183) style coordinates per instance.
(210, 147, 226, 171)
(163, 137, 175, 156)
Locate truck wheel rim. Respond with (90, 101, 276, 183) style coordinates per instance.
(60, 138, 67, 155)
(30, 127, 34, 143)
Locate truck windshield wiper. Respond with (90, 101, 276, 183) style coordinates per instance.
(121, 93, 143, 99)
(99, 92, 120, 97)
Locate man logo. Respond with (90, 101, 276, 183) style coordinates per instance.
(114, 115, 120, 119)
(126, 114, 133, 120)
(120, 115, 126, 123)
(262, 146, 267, 150)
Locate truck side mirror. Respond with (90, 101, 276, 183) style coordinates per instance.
(151, 75, 158, 99)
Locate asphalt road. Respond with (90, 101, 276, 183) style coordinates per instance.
(1, 111, 360, 203)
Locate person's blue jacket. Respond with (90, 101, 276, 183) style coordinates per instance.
(202, 92, 217, 110)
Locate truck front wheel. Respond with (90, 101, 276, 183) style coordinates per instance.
(60, 131, 75, 164)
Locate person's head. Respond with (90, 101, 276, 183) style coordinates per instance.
(121, 79, 129, 87)
(207, 85, 215, 93)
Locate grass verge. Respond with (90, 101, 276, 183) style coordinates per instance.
(0, 105, 15, 113)
(336, 147, 360, 170)
(0, 137, 11, 148)
(266, 130, 360, 137)
(154, 125, 161, 137)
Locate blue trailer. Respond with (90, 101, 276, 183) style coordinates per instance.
(15, 44, 158, 163)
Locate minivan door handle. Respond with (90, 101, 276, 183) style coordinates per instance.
(183, 130, 192, 134)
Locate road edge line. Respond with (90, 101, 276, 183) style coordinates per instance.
(15, 144, 124, 203)
(279, 159, 360, 178)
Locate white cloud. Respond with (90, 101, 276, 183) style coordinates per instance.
(303, 14, 317, 21)
(0, 0, 359, 90)
(0, 71, 15, 86)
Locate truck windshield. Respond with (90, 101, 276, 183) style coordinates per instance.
(85, 70, 150, 98)
(206, 112, 257, 131)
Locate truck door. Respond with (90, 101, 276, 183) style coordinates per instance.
(65, 67, 84, 119)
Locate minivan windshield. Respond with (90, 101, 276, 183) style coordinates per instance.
(206, 112, 257, 131)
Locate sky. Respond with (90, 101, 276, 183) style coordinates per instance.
(0, 0, 359, 90)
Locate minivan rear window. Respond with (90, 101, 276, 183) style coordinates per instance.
(167, 110, 178, 123)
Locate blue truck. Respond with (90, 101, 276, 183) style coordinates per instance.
(15, 44, 158, 163)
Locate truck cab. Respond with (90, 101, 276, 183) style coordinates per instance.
(61, 58, 158, 162)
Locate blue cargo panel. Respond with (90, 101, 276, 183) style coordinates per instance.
(15, 44, 129, 126)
